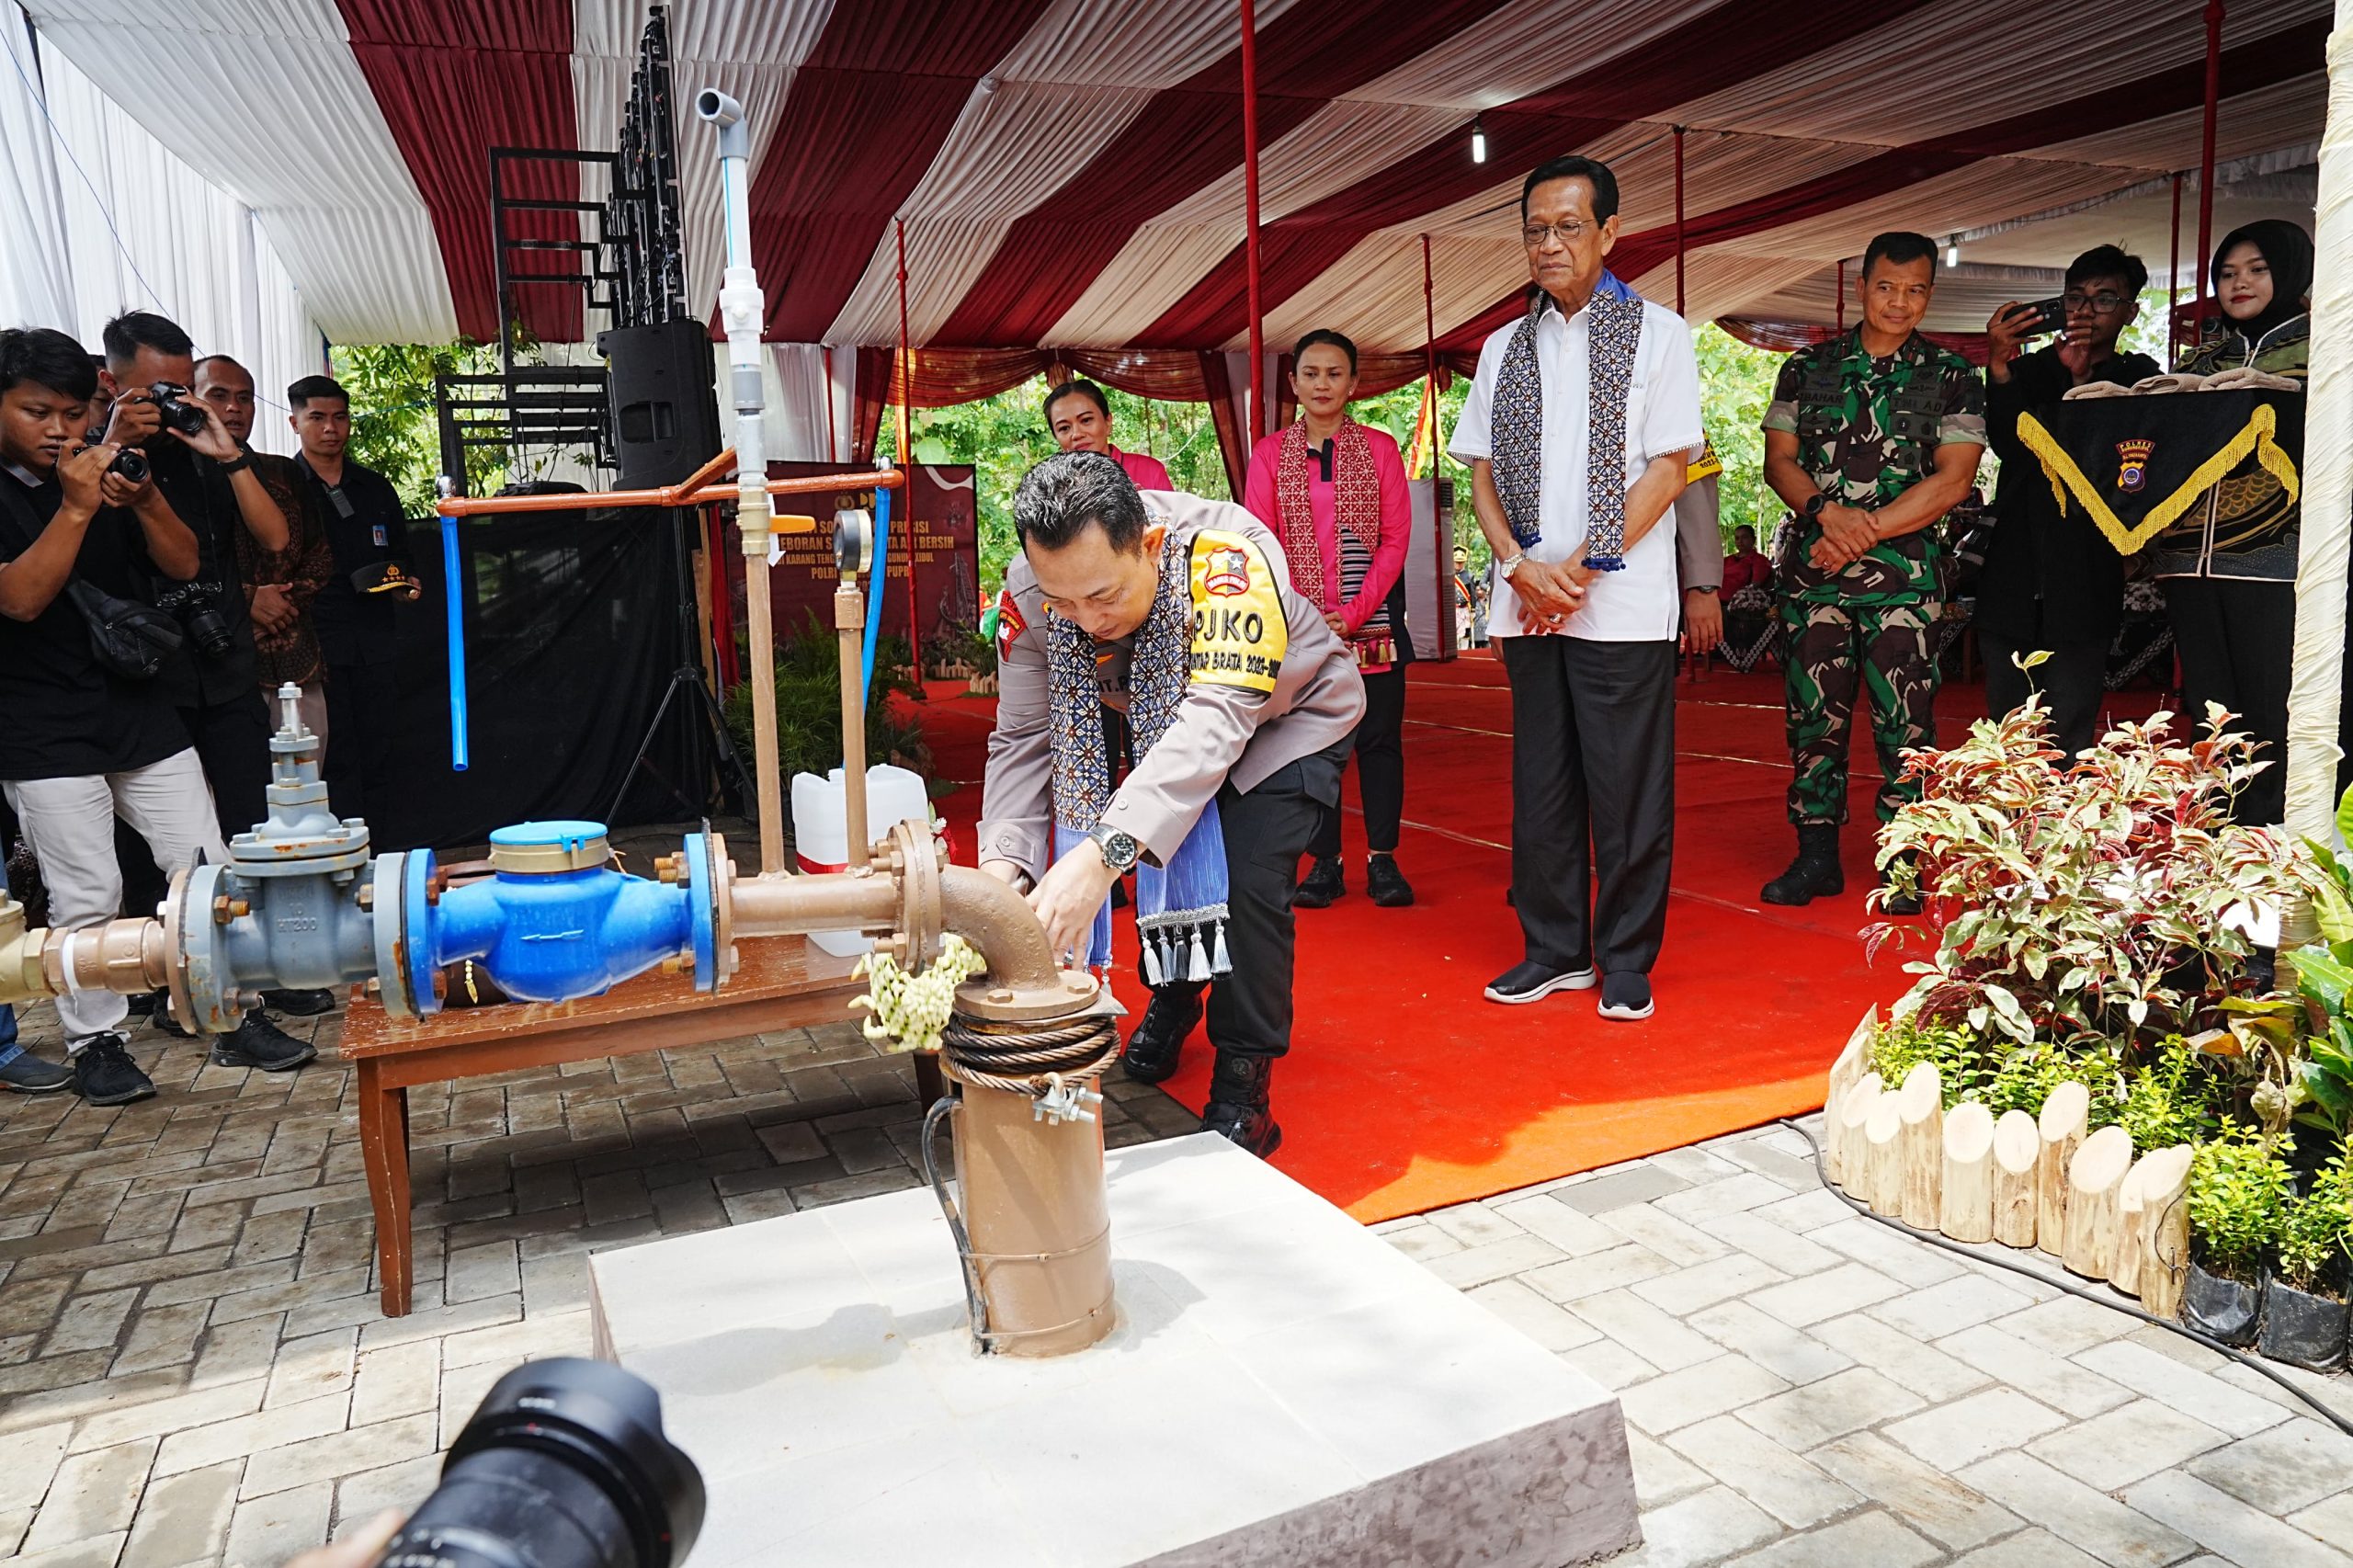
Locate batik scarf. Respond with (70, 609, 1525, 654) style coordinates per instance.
(1489, 270, 1645, 569)
(1047, 532, 1232, 984)
(1275, 416, 1387, 650)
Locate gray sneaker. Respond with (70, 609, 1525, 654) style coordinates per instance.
(0, 1051, 73, 1095)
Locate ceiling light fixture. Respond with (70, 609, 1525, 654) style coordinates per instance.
(1471, 116, 1487, 165)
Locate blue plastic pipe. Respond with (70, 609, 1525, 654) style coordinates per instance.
(860, 482, 891, 699)
(442, 513, 469, 771)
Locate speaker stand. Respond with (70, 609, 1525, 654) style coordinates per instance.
(605, 506, 756, 828)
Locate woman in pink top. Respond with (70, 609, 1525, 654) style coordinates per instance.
(1044, 379, 1174, 491)
(1243, 329, 1415, 909)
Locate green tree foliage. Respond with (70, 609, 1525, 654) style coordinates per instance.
(328, 341, 511, 514)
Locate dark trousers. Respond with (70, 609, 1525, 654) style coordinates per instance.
(180, 688, 273, 836)
(324, 663, 400, 821)
(1310, 665, 1405, 858)
(1981, 628, 2107, 760)
(2164, 576, 2295, 824)
(1147, 745, 1343, 1061)
(1497, 635, 1676, 977)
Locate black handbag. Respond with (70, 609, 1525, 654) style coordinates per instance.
(0, 483, 183, 679)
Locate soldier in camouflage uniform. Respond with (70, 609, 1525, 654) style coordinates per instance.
(1756, 232, 1986, 912)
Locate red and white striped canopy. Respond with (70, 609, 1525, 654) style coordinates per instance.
(27, 0, 2329, 353)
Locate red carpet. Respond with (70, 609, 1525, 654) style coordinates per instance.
(913, 659, 2166, 1223)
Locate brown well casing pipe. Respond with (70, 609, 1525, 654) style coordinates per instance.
(955, 1079, 1116, 1357)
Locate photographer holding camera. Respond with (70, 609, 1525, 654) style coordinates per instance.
(99, 312, 324, 1060)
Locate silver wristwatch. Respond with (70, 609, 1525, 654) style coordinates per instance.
(1498, 551, 1529, 578)
(1089, 823, 1142, 874)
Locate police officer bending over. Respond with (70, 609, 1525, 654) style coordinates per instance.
(978, 452, 1364, 1155)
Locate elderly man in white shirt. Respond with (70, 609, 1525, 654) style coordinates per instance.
(1450, 154, 1702, 1023)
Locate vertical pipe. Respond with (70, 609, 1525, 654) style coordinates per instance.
(2168, 172, 2184, 365)
(823, 345, 838, 463)
(440, 511, 469, 771)
(1674, 125, 1687, 316)
(1241, 0, 1263, 438)
(1420, 233, 1437, 480)
(2194, 0, 2225, 341)
(837, 576, 870, 871)
(1836, 259, 1846, 332)
(895, 218, 922, 678)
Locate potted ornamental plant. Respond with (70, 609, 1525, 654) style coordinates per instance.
(2262, 1153, 2350, 1371)
(2184, 1131, 2290, 1346)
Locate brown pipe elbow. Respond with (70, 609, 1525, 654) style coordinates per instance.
(938, 865, 1059, 991)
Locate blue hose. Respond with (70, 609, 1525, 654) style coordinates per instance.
(442, 513, 469, 771)
(861, 482, 891, 699)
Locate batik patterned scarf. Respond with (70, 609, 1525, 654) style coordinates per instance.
(1275, 417, 1389, 652)
(1489, 273, 1645, 569)
(1046, 533, 1232, 984)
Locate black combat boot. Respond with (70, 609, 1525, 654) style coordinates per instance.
(1293, 856, 1345, 908)
(1760, 824, 1844, 906)
(1120, 985, 1203, 1084)
(1200, 1052, 1282, 1158)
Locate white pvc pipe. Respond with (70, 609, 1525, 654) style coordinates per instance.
(2285, 6, 2353, 861)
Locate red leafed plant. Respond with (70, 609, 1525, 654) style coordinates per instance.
(1867, 694, 2324, 1050)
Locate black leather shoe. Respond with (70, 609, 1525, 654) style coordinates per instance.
(1483, 960, 1597, 1005)
(1598, 971, 1655, 1021)
(1293, 857, 1345, 908)
(1199, 1052, 1282, 1158)
(1120, 985, 1203, 1084)
(0, 1051, 73, 1094)
(260, 988, 337, 1017)
(1365, 855, 1415, 907)
(124, 990, 157, 1018)
(1761, 824, 1844, 906)
(73, 1034, 155, 1105)
(211, 1010, 316, 1073)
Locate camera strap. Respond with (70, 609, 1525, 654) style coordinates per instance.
(0, 477, 183, 677)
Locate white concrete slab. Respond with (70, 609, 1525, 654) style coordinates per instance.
(590, 1133, 1639, 1567)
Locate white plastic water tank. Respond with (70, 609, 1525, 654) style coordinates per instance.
(790, 765, 937, 956)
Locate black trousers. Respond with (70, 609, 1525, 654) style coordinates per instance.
(2164, 576, 2294, 824)
(1497, 635, 1676, 977)
(324, 663, 401, 822)
(1310, 665, 1405, 858)
(1980, 628, 2107, 760)
(1146, 744, 1344, 1062)
(180, 687, 273, 836)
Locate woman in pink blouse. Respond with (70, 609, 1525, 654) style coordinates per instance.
(1243, 329, 1415, 909)
(1044, 380, 1173, 491)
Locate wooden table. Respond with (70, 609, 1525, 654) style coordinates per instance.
(340, 937, 879, 1316)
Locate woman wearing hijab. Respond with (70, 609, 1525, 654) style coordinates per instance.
(1244, 330, 1416, 908)
(2151, 220, 2312, 824)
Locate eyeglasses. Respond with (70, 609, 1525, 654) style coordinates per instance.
(2063, 290, 2129, 314)
(1521, 220, 1596, 249)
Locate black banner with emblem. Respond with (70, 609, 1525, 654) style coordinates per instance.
(2016, 389, 2302, 557)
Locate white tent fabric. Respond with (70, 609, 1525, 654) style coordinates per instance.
(0, 9, 74, 332)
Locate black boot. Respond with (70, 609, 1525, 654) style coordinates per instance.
(1120, 985, 1202, 1084)
(1200, 1052, 1282, 1158)
(1293, 857, 1344, 909)
(1878, 850, 1925, 916)
(1761, 824, 1844, 906)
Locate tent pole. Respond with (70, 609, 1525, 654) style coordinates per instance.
(1419, 233, 1437, 478)
(824, 345, 838, 463)
(2168, 173, 2184, 365)
(2281, 3, 2352, 871)
(1836, 260, 1846, 332)
(1242, 0, 1264, 437)
(1674, 125, 1687, 316)
(896, 218, 922, 688)
(2194, 0, 2225, 340)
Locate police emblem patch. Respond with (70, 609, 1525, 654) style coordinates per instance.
(1201, 546, 1253, 597)
(2115, 438, 2154, 494)
(993, 587, 1026, 657)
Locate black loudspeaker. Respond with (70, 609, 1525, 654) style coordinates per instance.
(599, 319, 722, 489)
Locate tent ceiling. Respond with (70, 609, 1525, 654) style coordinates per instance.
(23, 0, 2329, 353)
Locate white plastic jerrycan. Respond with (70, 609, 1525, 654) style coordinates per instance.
(790, 764, 937, 956)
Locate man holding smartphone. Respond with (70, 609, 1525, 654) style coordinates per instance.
(1979, 245, 2157, 757)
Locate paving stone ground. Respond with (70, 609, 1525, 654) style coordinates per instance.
(3, 995, 2351, 1567)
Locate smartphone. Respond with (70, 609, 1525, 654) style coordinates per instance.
(2013, 296, 2067, 336)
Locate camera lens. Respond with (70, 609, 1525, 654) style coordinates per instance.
(108, 449, 149, 483)
(372, 1358, 703, 1568)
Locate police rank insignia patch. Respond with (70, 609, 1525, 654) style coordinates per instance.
(2115, 438, 2154, 494)
(993, 587, 1026, 659)
(1188, 530, 1284, 694)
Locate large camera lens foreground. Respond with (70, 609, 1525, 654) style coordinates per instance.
(372, 1358, 704, 1568)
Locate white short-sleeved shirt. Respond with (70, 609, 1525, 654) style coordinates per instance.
(1449, 294, 1704, 642)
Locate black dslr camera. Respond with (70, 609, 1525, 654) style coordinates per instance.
(146, 381, 210, 437)
(153, 580, 234, 660)
(368, 1358, 704, 1568)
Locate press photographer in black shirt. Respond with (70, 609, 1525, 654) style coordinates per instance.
(0, 328, 313, 1101)
(289, 374, 415, 821)
(1980, 246, 2160, 757)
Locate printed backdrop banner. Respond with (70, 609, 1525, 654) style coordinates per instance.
(748, 462, 982, 658)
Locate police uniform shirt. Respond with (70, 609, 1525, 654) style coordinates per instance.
(1449, 294, 1703, 642)
(299, 455, 409, 667)
(977, 491, 1366, 881)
